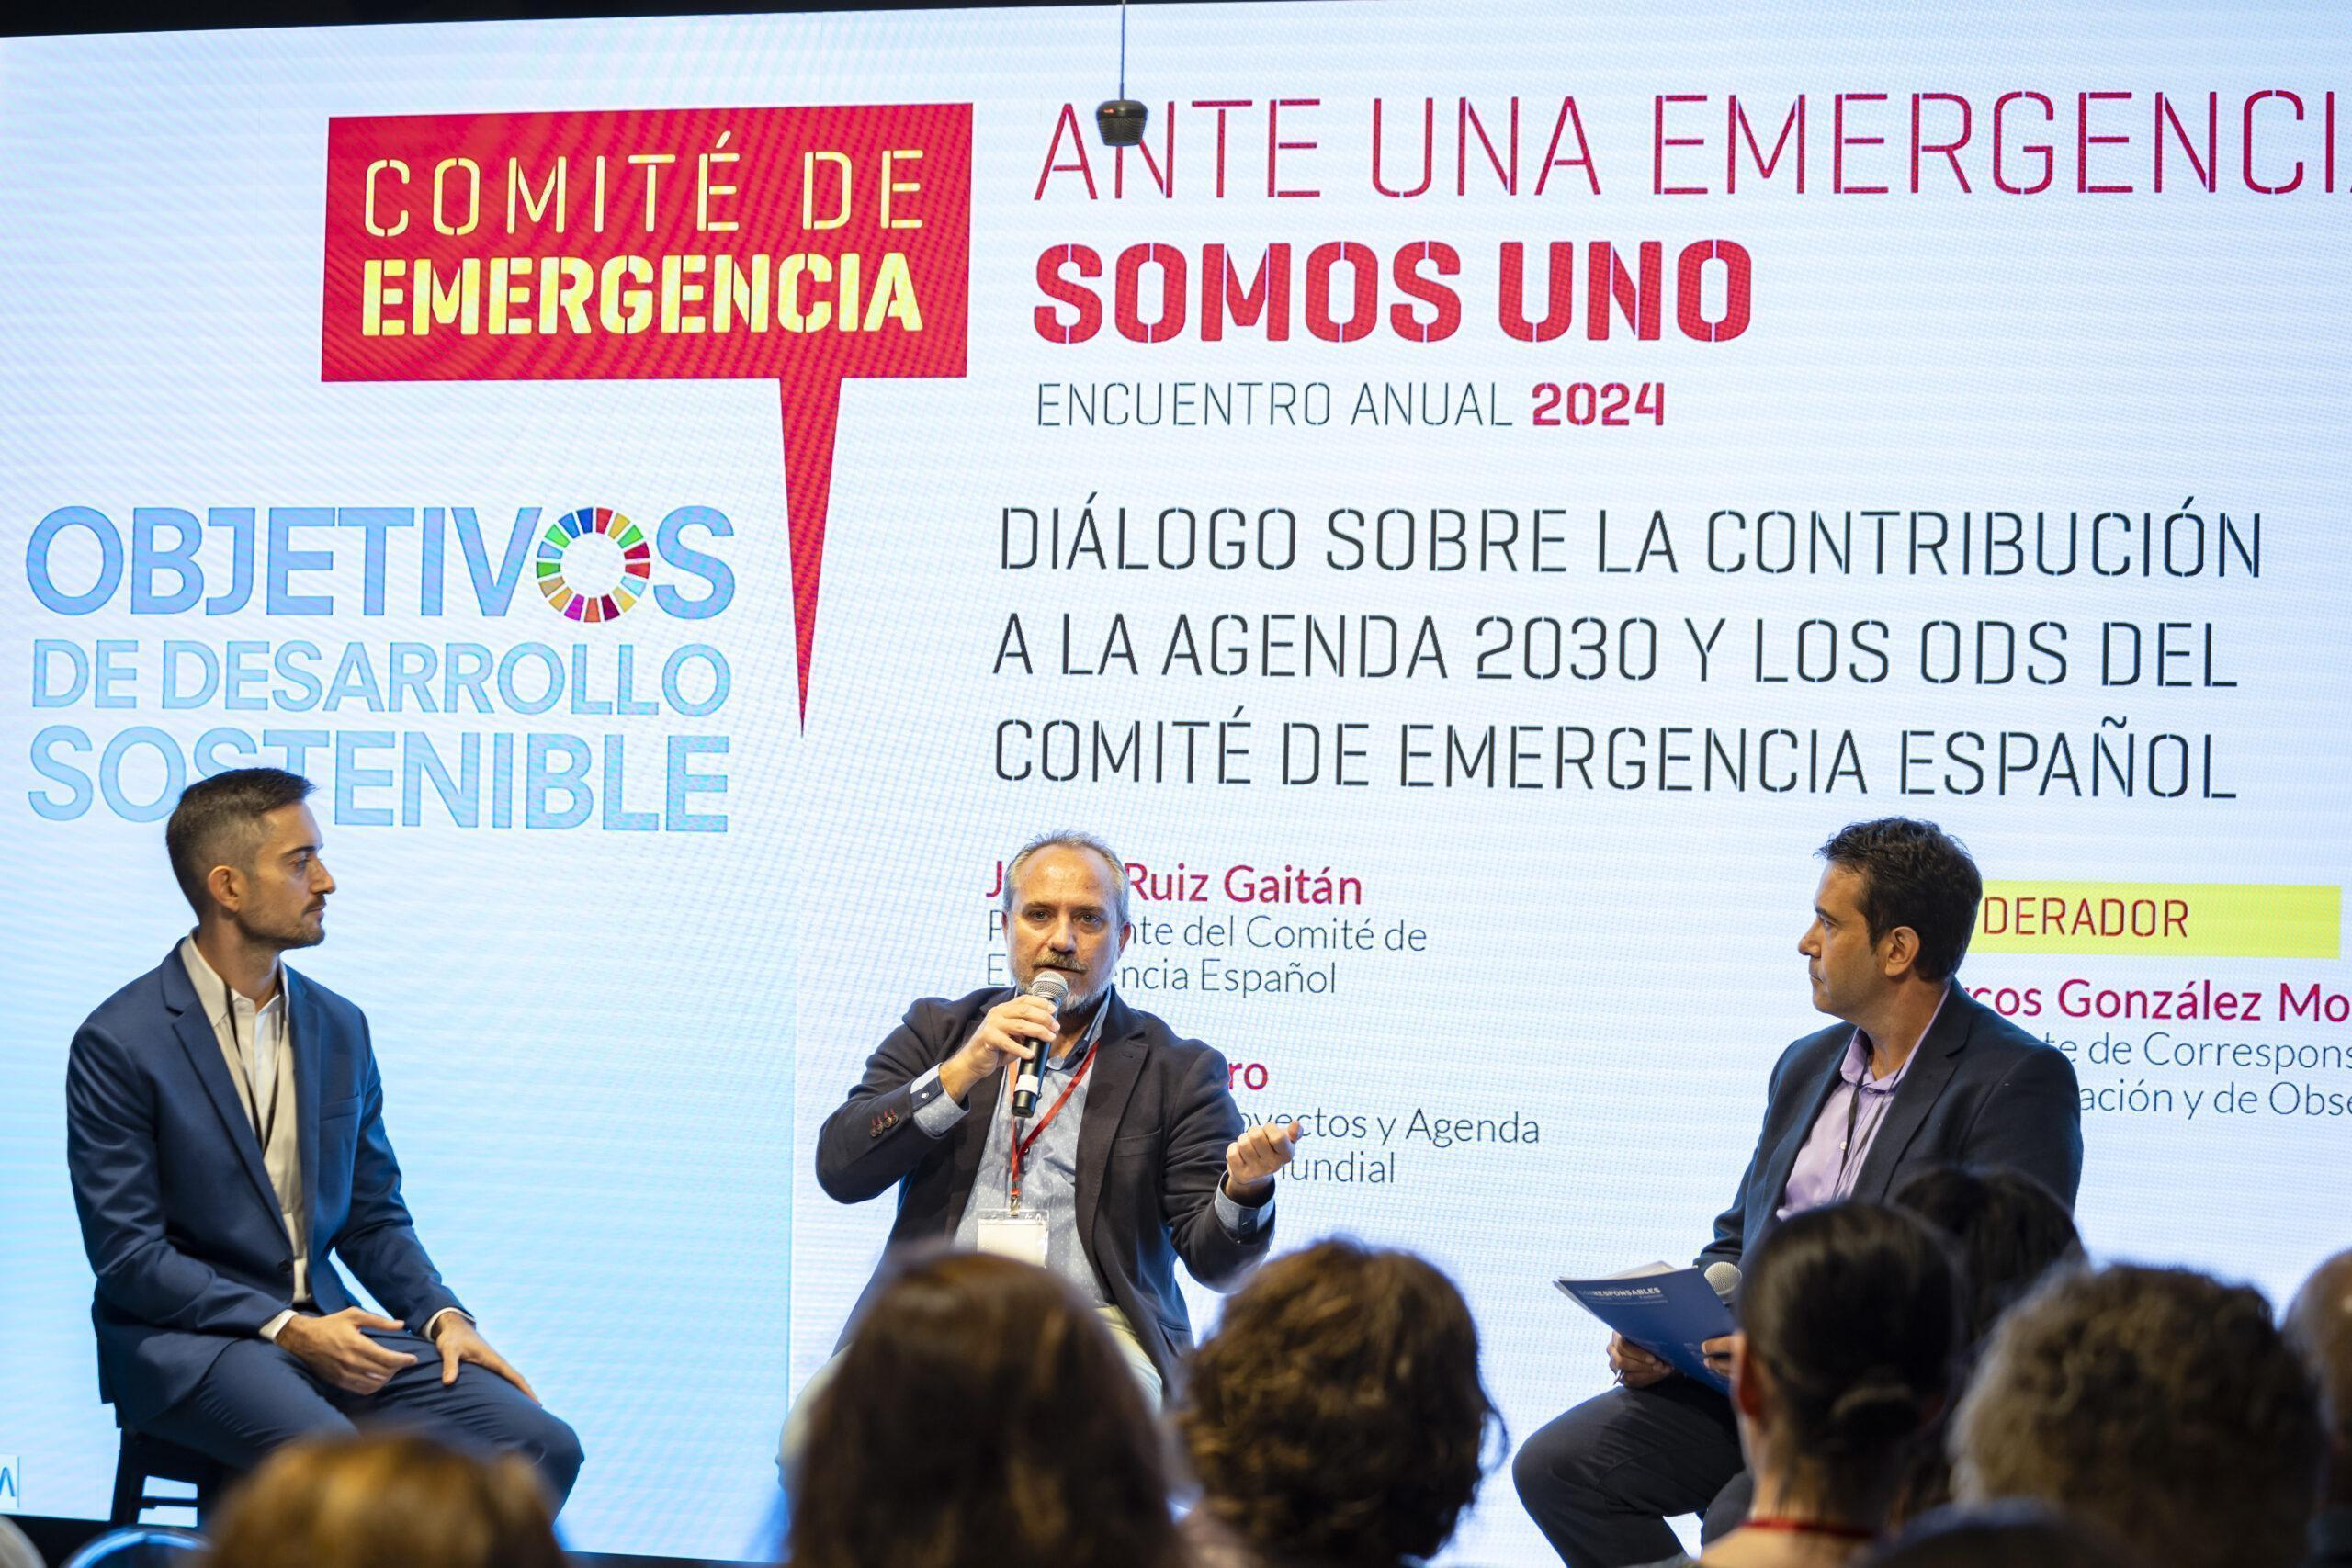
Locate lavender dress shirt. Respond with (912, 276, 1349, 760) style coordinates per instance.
(1776, 990, 1947, 1218)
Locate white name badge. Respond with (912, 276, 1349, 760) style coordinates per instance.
(975, 1212, 1049, 1268)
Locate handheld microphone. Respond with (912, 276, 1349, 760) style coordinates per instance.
(1012, 969, 1070, 1118)
(1702, 1261, 1742, 1307)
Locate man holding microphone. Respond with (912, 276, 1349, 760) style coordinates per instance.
(808, 829, 1297, 1416)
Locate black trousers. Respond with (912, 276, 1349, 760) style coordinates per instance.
(1512, 1377, 1752, 1567)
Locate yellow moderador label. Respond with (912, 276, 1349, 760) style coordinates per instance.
(1975, 882, 2339, 959)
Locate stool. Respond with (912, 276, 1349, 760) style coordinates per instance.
(107, 1432, 232, 1528)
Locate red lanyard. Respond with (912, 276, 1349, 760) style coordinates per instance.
(1007, 1038, 1100, 1213)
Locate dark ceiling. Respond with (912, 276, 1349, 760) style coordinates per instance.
(11, 0, 1265, 38)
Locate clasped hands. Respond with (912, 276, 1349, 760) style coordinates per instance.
(277, 1306, 538, 1402)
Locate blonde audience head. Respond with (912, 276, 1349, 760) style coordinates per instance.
(202, 1431, 562, 1568)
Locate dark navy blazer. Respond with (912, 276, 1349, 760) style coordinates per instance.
(65, 948, 463, 1427)
(1698, 983, 2085, 1271)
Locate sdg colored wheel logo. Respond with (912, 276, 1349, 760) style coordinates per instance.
(537, 507, 651, 622)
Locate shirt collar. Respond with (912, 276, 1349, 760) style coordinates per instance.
(1047, 986, 1114, 1068)
(178, 933, 287, 1024)
(1842, 984, 1949, 1090)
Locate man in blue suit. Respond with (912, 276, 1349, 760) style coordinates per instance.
(1512, 818, 2083, 1566)
(65, 767, 581, 1500)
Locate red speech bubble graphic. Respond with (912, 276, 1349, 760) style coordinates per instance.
(322, 105, 973, 721)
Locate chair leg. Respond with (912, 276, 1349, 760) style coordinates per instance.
(108, 1450, 143, 1527)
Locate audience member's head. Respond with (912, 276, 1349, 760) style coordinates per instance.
(790, 1250, 1180, 1568)
(1891, 1165, 2084, 1348)
(1724, 1202, 1961, 1551)
(1178, 1238, 1496, 1568)
(2287, 1247, 2352, 1511)
(201, 1432, 562, 1568)
(1885, 1163, 2085, 1521)
(0, 1517, 40, 1568)
(1954, 1263, 2324, 1568)
(62, 1529, 206, 1568)
(1852, 1501, 2139, 1568)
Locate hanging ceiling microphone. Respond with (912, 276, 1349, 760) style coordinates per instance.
(1097, 0, 1147, 148)
(1012, 969, 1070, 1118)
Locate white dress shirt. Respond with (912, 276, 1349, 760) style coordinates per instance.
(179, 936, 306, 1342)
(178, 936, 464, 1346)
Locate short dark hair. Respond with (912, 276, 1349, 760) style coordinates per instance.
(164, 768, 314, 917)
(1740, 1202, 1962, 1521)
(204, 1431, 565, 1568)
(1887, 1166, 2086, 1518)
(1855, 1501, 2140, 1568)
(1179, 1239, 1498, 1568)
(1891, 1165, 2084, 1348)
(1819, 818, 1983, 983)
(1955, 1263, 2324, 1568)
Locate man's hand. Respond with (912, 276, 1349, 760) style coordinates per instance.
(276, 1309, 418, 1396)
(1608, 1333, 1673, 1390)
(1223, 1121, 1304, 1202)
(938, 994, 1059, 1105)
(1700, 1334, 1736, 1382)
(431, 1316, 539, 1404)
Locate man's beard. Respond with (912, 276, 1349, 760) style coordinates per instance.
(1027, 960, 1107, 1012)
(237, 905, 325, 952)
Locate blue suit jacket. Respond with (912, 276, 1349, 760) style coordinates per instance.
(1698, 983, 2085, 1272)
(65, 948, 463, 1427)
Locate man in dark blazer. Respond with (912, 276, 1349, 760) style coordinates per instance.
(1513, 818, 2082, 1567)
(811, 830, 1300, 1404)
(66, 768, 580, 1500)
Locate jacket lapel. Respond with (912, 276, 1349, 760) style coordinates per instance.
(287, 967, 326, 1235)
(1756, 1038, 1847, 1227)
(1849, 983, 1970, 1203)
(1074, 993, 1147, 1250)
(161, 949, 281, 1224)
